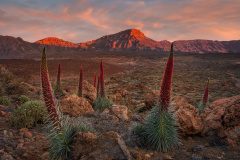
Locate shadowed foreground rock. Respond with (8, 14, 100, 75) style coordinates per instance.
(172, 96, 203, 136)
(74, 131, 131, 160)
(201, 95, 240, 146)
(61, 94, 94, 117)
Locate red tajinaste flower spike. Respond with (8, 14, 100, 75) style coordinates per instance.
(94, 75, 96, 88)
(78, 66, 83, 97)
(202, 78, 210, 105)
(40, 47, 61, 131)
(100, 60, 105, 97)
(97, 75, 100, 96)
(159, 43, 174, 110)
(57, 63, 61, 86)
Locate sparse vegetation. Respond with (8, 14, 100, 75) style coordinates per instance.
(10, 100, 46, 128)
(18, 95, 30, 103)
(0, 97, 11, 106)
(94, 96, 111, 110)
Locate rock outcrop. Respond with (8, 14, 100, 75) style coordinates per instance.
(35, 37, 79, 48)
(172, 96, 203, 136)
(74, 131, 131, 160)
(201, 95, 240, 146)
(110, 105, 131, 121)
(60, 94, 94, 117)
(144, 90, 160, 110)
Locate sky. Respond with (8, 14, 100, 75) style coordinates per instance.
(0, 0, 239, 43)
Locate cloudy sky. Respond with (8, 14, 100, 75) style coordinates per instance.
(0, 0, 239, 43)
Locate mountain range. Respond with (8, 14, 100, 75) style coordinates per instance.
(1, 29, 240, 58)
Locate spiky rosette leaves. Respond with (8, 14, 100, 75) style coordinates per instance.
(54, 63, 63, 95)
(78, 66, 83, 97)
(40, 47, 61, 131)
(199, 78, 210, 115)
(94, 96, 111, 111)
(100, 61, 105, 97)
(48, 114, 96, 160)
(94, 75, 96, 88)
(97, 75, 100, 97)
(133, 106, 179, 151)
(159, 43, 174, 110)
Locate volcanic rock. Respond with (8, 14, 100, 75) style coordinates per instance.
(201, 95, 240, 146)
(83, 80, 97, 105)
(74, 131, 131, 160)
(110, 105, 131, 121)
(61, 94, 94, 117)
(172, 96, 203, 136)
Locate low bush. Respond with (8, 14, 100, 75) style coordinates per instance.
(0, 97, 11, 106)
(10, 101, 47, 128)
(18, 95, 30, 103)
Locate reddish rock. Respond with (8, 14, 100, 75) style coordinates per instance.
(74, 131, 131, 160)
(172, 96, 203, 136)
(83, 80, 97, 104)
(112, 88, 131, 107)
(0, 111, 6, 117)
(61, 94, 94, 117)
(144, 90, 160, 109)
(110, 105, 131, 121)
(201, 95, 240, 146)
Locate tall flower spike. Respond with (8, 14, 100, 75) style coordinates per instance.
(78, 66, 83, 97)
(203, 78, 210, 105)
(159, 43, 174, 110)
(40, 47, 61, 131)
(100, 61, 105, 97)
(94, 75, 96, 88)
(57, 63, 61, 86)
(97, 75, 100, 97)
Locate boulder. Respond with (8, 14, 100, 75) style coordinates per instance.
(112, 88, 131, 107)
(61, 94, 94, 117)
(144, 90, 160, 109)
(110, 105, 131, 121)
(74, 131, 131, 160)
(201, 95, 240, 146)
(172, 96, 203, 136)
(83, 81, 97, 104)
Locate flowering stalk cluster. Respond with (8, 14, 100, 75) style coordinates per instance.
(159, 43, 174, 111)
(40, 47, 61, 131)
(78, 66, 83, 97)
(100, 61, 105, 97)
